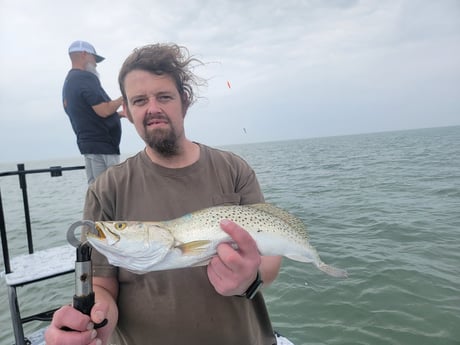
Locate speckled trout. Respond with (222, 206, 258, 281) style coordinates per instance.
(86, 203, 347, 277)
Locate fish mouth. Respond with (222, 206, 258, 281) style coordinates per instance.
(94, 224, 107, 239)
(88, 222, 121, 246)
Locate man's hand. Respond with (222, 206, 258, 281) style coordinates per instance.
(45, 305, 95, 345)
(207, 219, 262, 296)
(45, 301, 109, 345)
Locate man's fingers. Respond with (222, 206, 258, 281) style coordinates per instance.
(52, 305, 92, 331)
(219, 219, 259, 256)
(45, 305, 98, 345)
(91, 302, 109, 325)
(208, 219, 262, 296)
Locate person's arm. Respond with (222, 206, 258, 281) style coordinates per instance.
(92, 97, 123, 118)
(207, 219, 282, 297)
(44, 276, 119, 345)
(259, 255, 282, 285)
(92, 276, 119, 345)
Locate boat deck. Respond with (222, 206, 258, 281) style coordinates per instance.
(5, 244, 75, 286)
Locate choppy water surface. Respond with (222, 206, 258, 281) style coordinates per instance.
(1, 126, 459, 345)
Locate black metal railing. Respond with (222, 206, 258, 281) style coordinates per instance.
(0, 163, 85, 274)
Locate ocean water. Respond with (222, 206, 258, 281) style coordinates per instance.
(1, 126, 459, 345)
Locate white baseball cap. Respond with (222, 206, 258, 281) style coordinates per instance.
(68, 40, 105, 63)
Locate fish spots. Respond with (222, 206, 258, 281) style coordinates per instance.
(89, 203, 347, 278)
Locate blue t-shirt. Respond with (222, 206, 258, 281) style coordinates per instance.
(63, 69, 121, 154)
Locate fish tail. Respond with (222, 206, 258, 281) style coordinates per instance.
(318, 262, 348, 278)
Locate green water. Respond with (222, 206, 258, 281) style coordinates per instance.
(1, 126, 459, 345)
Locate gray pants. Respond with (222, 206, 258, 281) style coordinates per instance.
(84, 154, 120, 184)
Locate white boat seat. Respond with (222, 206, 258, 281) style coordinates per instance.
(4, 244, 75, 286)
(2, 244, 75, 344)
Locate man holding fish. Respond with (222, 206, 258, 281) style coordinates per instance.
(46, 43, 283, 345)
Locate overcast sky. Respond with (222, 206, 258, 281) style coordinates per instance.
(0, 0, 459, 163)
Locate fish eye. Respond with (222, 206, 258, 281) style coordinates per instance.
(114, 222, 127, 231)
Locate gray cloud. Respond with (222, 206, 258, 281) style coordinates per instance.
(0, 0, 459, 163)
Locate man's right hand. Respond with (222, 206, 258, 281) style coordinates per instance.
(44, 304, 105, 345)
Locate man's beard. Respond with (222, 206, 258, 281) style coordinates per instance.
(85, 63, 100, 78)
(144, 116, 179, 157)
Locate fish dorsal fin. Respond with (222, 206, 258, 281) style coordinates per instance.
(176, 240, 212, 256)
(247, 203, 308, 236)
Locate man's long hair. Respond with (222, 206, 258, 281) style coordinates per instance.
(118, 43, 205, 111)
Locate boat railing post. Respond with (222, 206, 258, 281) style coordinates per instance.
(8, 285, 26, 345)
(0, 188, 12, 274)
(17, 163, 34, 254)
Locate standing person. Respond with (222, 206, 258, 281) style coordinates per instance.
(46, 43, 282, 345)
(63, 40, 125, 184)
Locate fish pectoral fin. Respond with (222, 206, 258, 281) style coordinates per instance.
(176, 240, 212, 255)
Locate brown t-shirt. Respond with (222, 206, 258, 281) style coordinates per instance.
(84, 144, 277, 345)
